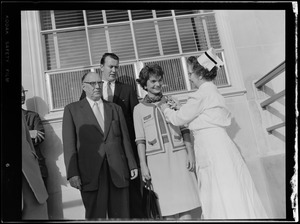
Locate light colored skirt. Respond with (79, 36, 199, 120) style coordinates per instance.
(147, 144, 201, 216)
(193, 127, 268, 219)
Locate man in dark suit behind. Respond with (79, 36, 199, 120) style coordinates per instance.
(22, 86, 48, 188)
(63, 71, 138, 219)
(79, 53, 145, 218)
(22, 111, 48, 219)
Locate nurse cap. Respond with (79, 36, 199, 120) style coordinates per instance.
(197, 48, 224, 71)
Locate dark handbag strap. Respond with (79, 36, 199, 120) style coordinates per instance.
(144, 179, 161, 218)
(145, 179, 154, 190)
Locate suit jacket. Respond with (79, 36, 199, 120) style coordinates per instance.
(112, 82, 139, 160)
(22, 112, 48, 204)
(80, 81, 139, 162)
(62, 98, 137, 191)
(22, 109, 48, 178)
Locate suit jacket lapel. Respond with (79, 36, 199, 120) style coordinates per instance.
(80, 98, 104, 135)
(103, 101, 112, 141)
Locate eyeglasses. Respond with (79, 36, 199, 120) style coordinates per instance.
(84, 81, 103, 88)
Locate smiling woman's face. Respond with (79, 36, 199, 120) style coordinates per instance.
(146, 75, 163, 97)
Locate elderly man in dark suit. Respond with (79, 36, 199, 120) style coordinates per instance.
(79, 53, 145, 218)
(63, 71, 138, 219)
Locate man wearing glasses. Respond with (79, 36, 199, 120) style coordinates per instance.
(80, 53, 145, 219)
(62, 71, 138, 219)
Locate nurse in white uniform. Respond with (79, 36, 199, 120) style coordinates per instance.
(160, 48, 268, 220)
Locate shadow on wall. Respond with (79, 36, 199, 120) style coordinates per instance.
(26, 96, 66, 219)
(25, 96, 48, 118)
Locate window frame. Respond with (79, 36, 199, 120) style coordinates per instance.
(22, 10, 246, 118)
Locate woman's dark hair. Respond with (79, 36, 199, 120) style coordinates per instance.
(187, 56, 218, 81)
(136, 64, 164, 90)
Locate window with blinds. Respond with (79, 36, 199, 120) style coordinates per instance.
(40, 10, 229, 110)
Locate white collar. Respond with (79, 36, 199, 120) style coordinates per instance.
(104, 80, 115, 85)
(86, 97, 103, 107)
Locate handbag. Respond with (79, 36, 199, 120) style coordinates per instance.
(142, 179, 162, 219)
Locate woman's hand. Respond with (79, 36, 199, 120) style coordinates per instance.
(186, 149, 196, 172)
(140, 162, 151, 182)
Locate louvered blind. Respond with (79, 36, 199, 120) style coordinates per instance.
(39, 10, 227, 110)
(131, 10, 153, 20)
(109, 24, 136, 61)
(57, 30, 90, 68)
(134, 21, 160, 58)
(86, 10, 103, 25)
(54, 10, 84, 29)
(106, 10, 129, 23)
(155, 10, 172, 18)
(88, 27, 108, 65)
(175, 10, 198, 16)
(40, 10, 52, 30)
(205, 14, 222, 49)
(177, 16, 209, 52)
(48, 69, 90, 109)
(43, 33, 57, 70)
(158, 20, 179, 55)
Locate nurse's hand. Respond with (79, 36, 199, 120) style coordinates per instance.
(160, 103, 170, 112)
(168, 97, 182, 110)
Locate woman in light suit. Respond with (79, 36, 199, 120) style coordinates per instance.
(160, 48, 268, 219)
(133, 64, 201, 220)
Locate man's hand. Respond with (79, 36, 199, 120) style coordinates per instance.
(130, 169, 138, 180)
(69, 176, 82, 190)
(29, 130, 45, 144)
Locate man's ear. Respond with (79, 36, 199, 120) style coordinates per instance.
(100, 64, 104, 72)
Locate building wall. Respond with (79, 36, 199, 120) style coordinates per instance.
(21, 10, 286, 219)
(226, 10, 286, 218)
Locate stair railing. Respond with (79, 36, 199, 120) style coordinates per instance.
(254, 61, 285, 133)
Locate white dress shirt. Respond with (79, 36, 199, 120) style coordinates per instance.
(102, 80, 115, 101)
(86, 97, 104, 120)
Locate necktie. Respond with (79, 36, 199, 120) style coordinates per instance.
(93, 102, 104, 131)
(107, 81, 113, 102)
